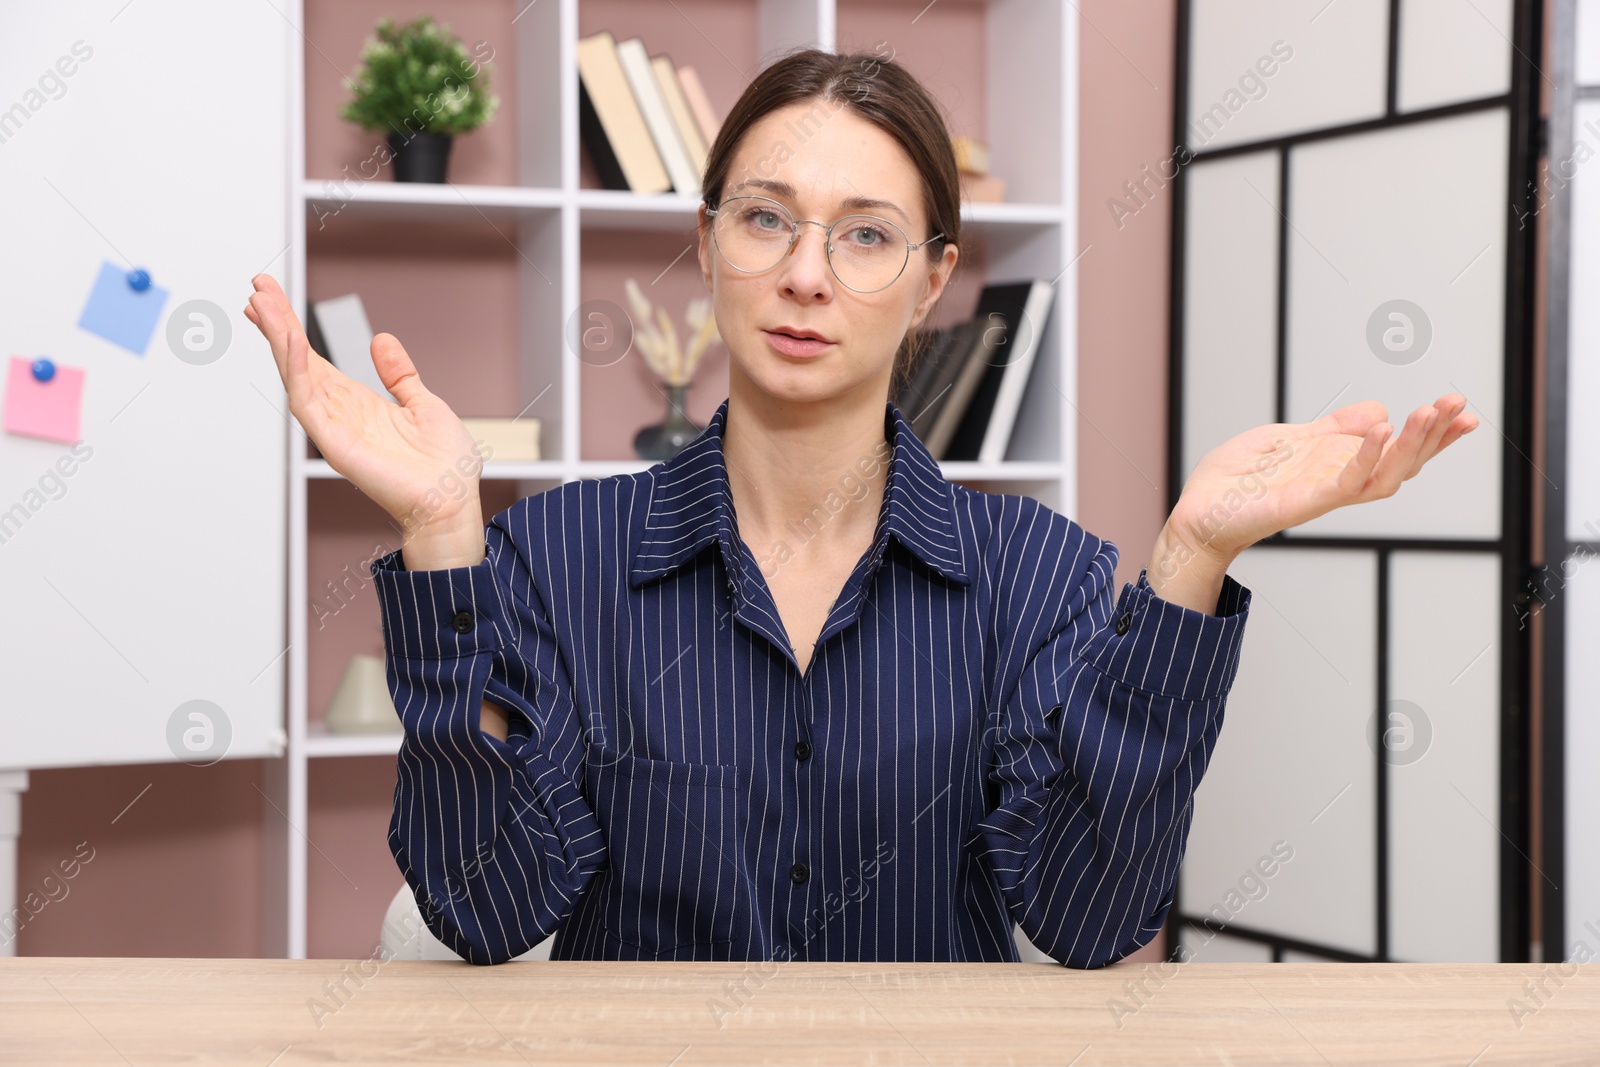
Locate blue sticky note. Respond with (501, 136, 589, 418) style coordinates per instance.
(77, 260, 168, 355)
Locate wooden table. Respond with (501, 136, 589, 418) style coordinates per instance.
(3, 957, 1597, 1065)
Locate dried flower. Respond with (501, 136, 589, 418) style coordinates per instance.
(623, 278, 721, 386)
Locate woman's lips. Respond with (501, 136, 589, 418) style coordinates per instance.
(763, 330, 834, 358)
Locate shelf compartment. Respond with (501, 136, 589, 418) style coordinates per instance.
(302, 0, 560, 190)
(303, 478, 547, 744)
(305, 209, 566, 462)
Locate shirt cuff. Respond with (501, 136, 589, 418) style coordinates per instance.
(1082, 568, 1252, 702)
(368, 544, 506, 661)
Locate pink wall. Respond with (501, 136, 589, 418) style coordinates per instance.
(1075, 2, 1178, 597)
(15, 1, 1180, 960)
(1072, 0, 1180, 966)
(14, 760, 266, 957)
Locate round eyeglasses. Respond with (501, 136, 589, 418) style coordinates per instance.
(705, 195, 944, 294)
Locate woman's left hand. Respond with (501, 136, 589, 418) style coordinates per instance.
(1147, 392, 1478, 612)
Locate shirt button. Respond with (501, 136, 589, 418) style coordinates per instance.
(452, 610, 474, 634)
(1114, 612, 1132, 636)
(790, 862, 809, 885)
(794, 740, 811, 762)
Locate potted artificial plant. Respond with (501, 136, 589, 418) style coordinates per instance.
(339, 16, 498, 183)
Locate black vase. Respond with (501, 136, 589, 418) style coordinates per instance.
(388, 131, 454, 183)
(634, 383, 704, 460)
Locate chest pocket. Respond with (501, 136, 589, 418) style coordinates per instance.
(584, 743, 744, 956)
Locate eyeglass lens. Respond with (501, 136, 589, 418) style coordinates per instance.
(711, 197, 913, 293)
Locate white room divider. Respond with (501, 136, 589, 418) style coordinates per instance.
(1169, 0, 1537, 963)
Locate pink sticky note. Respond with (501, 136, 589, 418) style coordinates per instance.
(4, 357, 86, 444)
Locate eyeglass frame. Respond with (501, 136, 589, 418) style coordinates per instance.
(702, 194, 946, 294)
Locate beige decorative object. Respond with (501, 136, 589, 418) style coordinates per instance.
(953, 135, 1003, 203)
(952, 135, 991, 175)
(324, 653, 402, 735)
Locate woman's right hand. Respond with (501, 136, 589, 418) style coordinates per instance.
(244, 274, 486, 563)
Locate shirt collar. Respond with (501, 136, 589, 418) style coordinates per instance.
(629, 396, 971, 590)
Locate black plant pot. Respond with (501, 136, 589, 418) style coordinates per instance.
(388, 131, 454, 183)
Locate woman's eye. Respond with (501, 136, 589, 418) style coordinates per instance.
(847, 225, 886, 246)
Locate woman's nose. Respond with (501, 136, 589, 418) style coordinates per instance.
(779, 221, 834, 294)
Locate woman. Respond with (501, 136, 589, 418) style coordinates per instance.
(244, 50, 1474, 967)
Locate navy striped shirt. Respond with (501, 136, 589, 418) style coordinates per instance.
(371, 397, 1252, 967)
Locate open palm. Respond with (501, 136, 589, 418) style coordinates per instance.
(1168, 393, 1479, 560)
(243, 274, 482, 529)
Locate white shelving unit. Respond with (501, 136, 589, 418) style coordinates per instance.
(264, 0, 1077, 958)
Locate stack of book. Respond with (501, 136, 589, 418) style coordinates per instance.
(893, 279, 1056, 462)
(577, 31, 722, 196)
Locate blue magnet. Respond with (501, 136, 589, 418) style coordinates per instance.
(127, 268, 151, 292)
(31, 358, 55, 382)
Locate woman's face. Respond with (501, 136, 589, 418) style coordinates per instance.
(698, 99, 958, 408)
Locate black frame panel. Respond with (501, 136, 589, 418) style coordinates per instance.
(1537, 0, 1600, 964)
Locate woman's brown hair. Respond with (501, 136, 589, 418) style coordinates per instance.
(698, 48, 962, 396)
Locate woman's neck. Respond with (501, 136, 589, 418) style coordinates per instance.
(720, 382, 891, 554)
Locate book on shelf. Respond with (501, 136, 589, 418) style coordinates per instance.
(942, 280, 1057, 464)
(577, 31, 722, 195)
(676, 66, 722, 149)
(615, 36, 700, 195)
(894, 317, 1005, 460)
(577, 31, 671, 193)
(651, 55, 708, 181)
(302, 293, 542, 463)
(306, 292, 393, 405)
(460, 418, 541, 462)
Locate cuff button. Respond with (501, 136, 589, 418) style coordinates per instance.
(452, 610, 475, 634)
(1114, 612, 1132, 636)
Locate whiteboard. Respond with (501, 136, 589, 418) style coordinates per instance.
(0, 2, 289, 769)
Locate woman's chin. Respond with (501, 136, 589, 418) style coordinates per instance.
(736, 362, 832, 399)
(738, 365, 893, 411)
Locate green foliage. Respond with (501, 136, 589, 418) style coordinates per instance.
(339, 16, 498, 136)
